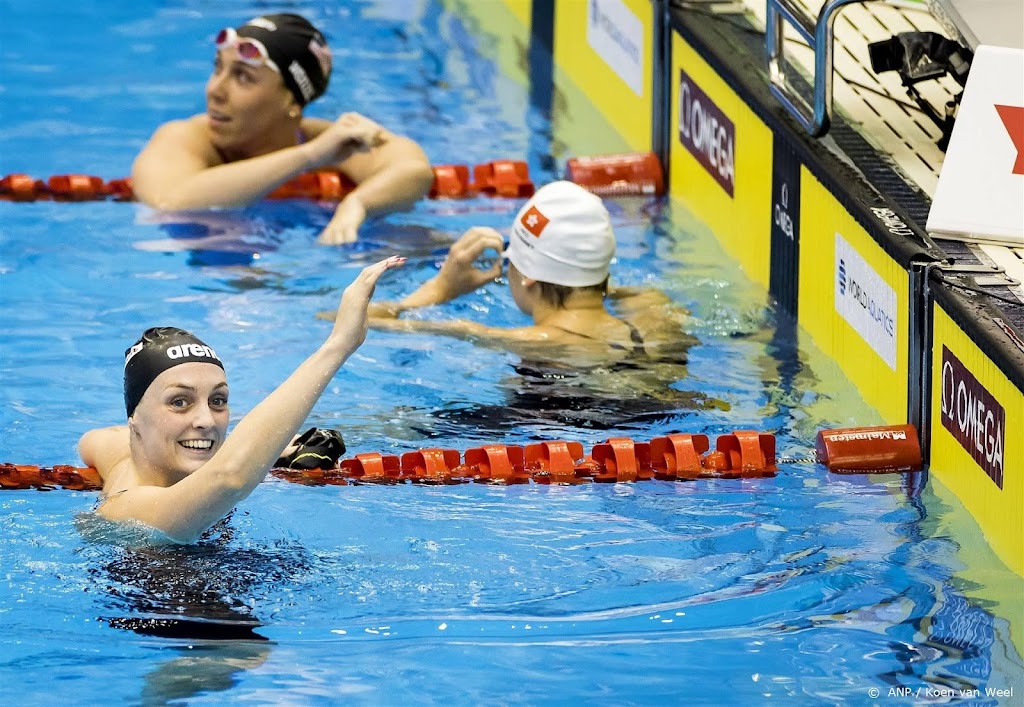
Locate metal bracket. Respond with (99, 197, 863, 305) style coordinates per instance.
(931, 261, 1022, 290)
(932, 262, 1006, 275)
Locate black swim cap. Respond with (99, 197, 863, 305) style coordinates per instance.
(236, 14, 331, 106)
(124, 327, 225, 418)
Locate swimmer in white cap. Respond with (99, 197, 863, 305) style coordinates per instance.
(78, 256, 405, 543)
(131, 13, 433, 245)
(330, 181, 695, 360)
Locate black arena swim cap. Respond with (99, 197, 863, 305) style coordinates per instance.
(236, 14, 331, 106)
(124, 327, 225, 418)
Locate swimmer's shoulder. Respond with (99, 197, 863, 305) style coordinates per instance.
(150, 114, 211, 142)
(609, 286, 672, 307)
(609, 287, 698, 346)
(136, 115, 221, 168)
(611, 287, 691, 321)
(78, 425, 132, 484)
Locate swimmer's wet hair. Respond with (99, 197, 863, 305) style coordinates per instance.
(123, 327, 224, 418)
(538, 277, 609, 309)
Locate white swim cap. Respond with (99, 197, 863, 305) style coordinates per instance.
(505, 181, 615, 287)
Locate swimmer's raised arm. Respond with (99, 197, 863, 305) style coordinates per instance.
(95, 256, 405, 543)
(328, 183, 687, 356)
(198, 256, 405, 474)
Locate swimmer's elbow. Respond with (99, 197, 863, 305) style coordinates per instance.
(389, 161, 435, 202)
(412, 162, 435, 190)
(138, 190, 198, 211)
(130, 175, 219, 211)
(147, 195, 182, 211)
(77, 431, 97, 466)
(128, 182, 180, 210)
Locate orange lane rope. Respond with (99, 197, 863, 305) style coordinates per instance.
(0, 426, 922, 491)
(0, 152, 665, 203)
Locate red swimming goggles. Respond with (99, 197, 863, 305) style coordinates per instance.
(214, 27, 280, 74)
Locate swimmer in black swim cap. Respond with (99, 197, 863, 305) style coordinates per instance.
(131, 13, 433, 245)
(121, 327, 230, 484)
(225, 14, 331, 107)
(78, 256, 406, 543)
(124, 327, 225, 418)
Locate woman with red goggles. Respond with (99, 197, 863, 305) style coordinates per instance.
(130, 13, 433, 245)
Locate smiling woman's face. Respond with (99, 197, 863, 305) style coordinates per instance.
(129, 362, 230, 479)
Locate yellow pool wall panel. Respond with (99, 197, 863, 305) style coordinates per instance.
(929, 305, 1023, 577)
(669, 33, 773, 291)
(796, 170, 910, 424)
(439, 0, 533, 137)
(552, 0, 653, 154)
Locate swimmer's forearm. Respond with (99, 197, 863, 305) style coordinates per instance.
(138, 145, 319, 210)
(341, 157, 434, 216)
(395, 277, 453, 310)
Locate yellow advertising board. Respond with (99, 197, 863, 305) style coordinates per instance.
(552, 0, 653, 155)
(668, 32, 772, 291)
(797, 172, 909, 424)
(929, 304, 1023, 577)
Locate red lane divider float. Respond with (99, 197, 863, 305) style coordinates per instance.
(565, 152, 665, 197)
(815, 424, 923, 473)
(0, 464, 103, 491)
(0, 426, 924, 491)
(0, 152, 667, 203)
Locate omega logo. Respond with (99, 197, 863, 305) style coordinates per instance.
(774, 182, 794, 239)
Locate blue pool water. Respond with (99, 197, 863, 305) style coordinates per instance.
(1, 1, 1022, 704)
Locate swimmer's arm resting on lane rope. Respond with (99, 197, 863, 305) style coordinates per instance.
(303, 117, 434, 245)
(131, 113, 426, 213)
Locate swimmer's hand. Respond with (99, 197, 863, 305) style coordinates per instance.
(319, 193, 366, 245)
(326, 255, 406, 352)
(307, 112, 386, 168)
(324, 228, 502, 321)
(425, 227, 505, 303)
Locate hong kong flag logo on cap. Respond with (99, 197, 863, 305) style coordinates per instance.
(520, 205, 549, 237)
